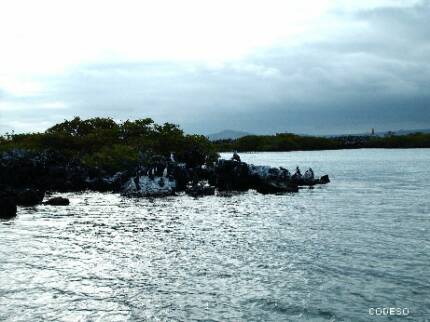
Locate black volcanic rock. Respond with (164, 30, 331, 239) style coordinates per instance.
(215, 160, 251, 191)
(0, 192, 17, 219)
(16, 189, 45, 206)
(215, 159, 326, 193)
(248, 164, 298, 193)
(43, 197, 70, 206)
(319, 175, 330, 184)
(1, 149, 330, 199)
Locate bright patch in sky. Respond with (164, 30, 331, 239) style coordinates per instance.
(0, 0, 332, 72)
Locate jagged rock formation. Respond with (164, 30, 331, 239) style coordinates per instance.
(215, 160, 321, 194)
(122, 176, 176, 197)
(0, 149, 330, 214)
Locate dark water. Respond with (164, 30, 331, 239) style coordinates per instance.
(1, 149, 429, 321)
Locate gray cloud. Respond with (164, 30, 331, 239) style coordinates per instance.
(1, 0, 429, 135)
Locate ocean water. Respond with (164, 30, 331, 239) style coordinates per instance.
(1, 149, 429, 321)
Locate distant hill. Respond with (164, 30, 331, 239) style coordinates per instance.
(207, 129, 252, 141)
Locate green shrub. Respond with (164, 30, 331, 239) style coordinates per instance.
(81, 145, 139, 172)
(0, 117, 218, 170)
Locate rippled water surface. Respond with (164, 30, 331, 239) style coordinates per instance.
(1, 149, 430, 321)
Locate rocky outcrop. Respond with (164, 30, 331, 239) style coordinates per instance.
(319, 175, 330, 184)
(122, 176, 176, 197)
(214, 159, 330, 193)
(0, 187, 46, 218)
(1, 149, 330, 199)
(85, 171, 130, 192)
(43, 197, 70, 206)
(215, 160, 252, 191)
(248, 164, 298, 193)
(0, 149, 88, 191)
(0, 192, 17, 219)
(15, 189, 45, 206)
(0, 187, 44, 208)
(215, 160, 299, 193)
(0, 149, 133, 193)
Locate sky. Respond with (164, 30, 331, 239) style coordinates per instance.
(0, 0, 429, 135)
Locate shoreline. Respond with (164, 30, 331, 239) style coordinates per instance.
(0, 150, 329, 219)
(217, 146, 430, 153)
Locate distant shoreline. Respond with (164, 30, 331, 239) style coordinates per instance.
(2, 117, 429, 157)
(217, 146, 430, 153)
(213, 132, 430, 152)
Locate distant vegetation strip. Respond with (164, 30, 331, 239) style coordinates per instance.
(212, 132, 430, 152)
(1, 118, 429, 169)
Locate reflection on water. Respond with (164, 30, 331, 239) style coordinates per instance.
(1, 149, 429, 321)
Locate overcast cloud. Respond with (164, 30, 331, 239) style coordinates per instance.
(0, 0, 429, 135)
